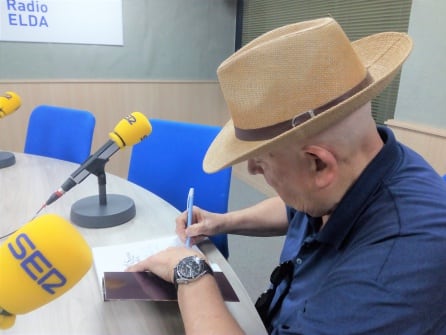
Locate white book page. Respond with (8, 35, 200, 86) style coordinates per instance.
(92, 236, 220, 290)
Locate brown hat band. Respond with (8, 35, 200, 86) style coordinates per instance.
(234, 74, 372, 141)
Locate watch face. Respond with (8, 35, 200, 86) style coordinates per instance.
(177, 256, 204, 279)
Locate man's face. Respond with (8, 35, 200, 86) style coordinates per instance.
(247, 143, 316, 213)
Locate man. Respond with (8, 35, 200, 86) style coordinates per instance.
(127, 17, 446, 334)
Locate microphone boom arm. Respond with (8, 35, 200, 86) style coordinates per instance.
(39, 111, 152, 212)
(62, 140, 119, 191)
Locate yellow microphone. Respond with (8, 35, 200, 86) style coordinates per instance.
(0, 91, 21, 118)
(0, 214, 92, 329)
(109, 111, 152, 148)
(0, 91, 21, 169)
(41, 112, 152, 208)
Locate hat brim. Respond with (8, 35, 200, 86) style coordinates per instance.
(203, 32, 413, 173)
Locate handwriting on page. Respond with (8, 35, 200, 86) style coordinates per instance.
(123, 252, 141, 268)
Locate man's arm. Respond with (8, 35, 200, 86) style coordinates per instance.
(224, 196, 289, 236)
(126, 247, 245, 335)
(177, 196, 289, 244)
(178, 274, 244, 335)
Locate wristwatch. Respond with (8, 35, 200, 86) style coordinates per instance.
(174, 255, 214, 289)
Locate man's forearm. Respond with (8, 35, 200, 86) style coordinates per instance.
(178, 275, 244, 335)
(224, 196, 289, 236)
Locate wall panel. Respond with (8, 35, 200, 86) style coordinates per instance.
(0, 80, 228, 179)
(386, 119, 446, 175)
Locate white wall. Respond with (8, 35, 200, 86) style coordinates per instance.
(0, 0, 237, 80)
(394, 0, 446, 127)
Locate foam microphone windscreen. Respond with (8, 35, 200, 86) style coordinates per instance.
(0, 214, 92, 329)
(108, 111, 152, 148)
(0, 92, 21, 118)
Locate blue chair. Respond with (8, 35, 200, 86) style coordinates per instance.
(24, 105, 96, 164)
(128, 119, 232, 258)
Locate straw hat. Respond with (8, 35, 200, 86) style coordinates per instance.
(203, 17, 412, 173)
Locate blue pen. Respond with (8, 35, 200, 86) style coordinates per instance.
(185, 187, 194, 247)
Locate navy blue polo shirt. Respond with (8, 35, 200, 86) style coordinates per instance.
(269, 126, 446, 334)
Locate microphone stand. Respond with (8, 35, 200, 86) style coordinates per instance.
(70, 158, 136, 228)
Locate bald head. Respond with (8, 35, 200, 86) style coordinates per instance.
(302, 102, 382, 169)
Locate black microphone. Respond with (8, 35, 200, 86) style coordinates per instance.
(41, 112, 152, 209)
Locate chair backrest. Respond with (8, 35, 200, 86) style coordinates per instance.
(24, 105, 96, 164)
(128, 119, 232, 258)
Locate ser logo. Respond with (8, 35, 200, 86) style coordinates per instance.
(124, 114, 137, 125)
(8, 233, 67, 294)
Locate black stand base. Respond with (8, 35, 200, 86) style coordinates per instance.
(70, 194, 136, 228)
(0, 151, 15, 169)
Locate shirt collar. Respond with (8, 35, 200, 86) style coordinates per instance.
(316, 126, 401, 249)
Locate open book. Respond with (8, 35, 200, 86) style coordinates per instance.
(92, 236, 239, 302)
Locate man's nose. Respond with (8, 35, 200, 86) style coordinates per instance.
(247, 158, 264, 175)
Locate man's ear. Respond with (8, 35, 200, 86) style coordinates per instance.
(303, 145, 337, 189)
